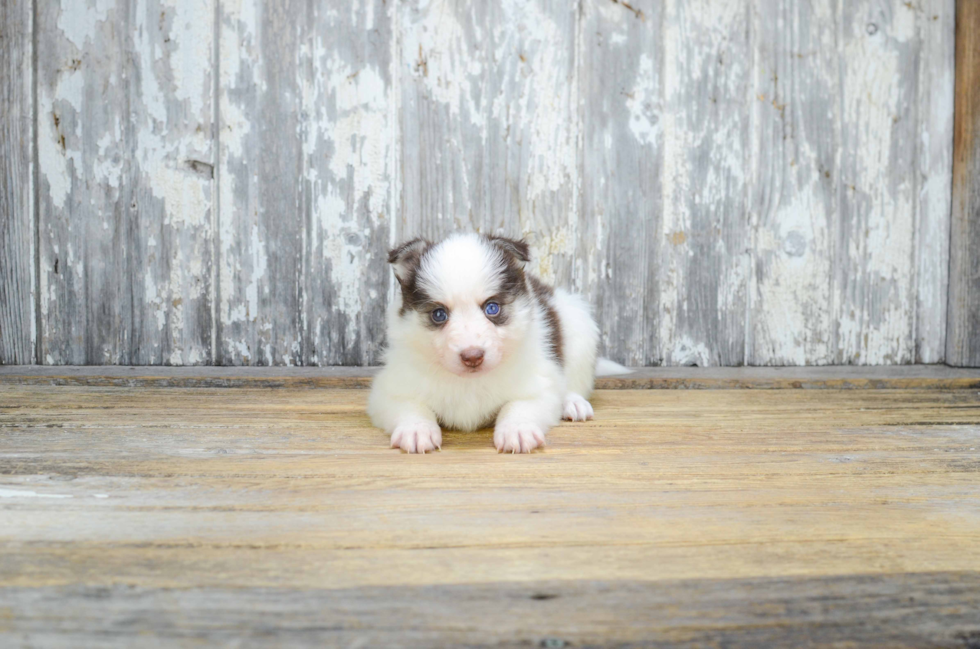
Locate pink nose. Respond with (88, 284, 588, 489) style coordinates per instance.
(460, 347, 485, 368)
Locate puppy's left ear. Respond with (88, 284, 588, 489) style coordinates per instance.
(388, 237, 431, 285)
(486, 235, 530, 264)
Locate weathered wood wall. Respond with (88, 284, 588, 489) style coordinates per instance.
(0, 0, 963, 366)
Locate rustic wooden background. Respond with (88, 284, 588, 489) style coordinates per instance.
(0, 0, 971, 367)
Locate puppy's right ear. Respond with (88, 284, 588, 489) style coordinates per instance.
(388, 237, 431, 285)
(486, 235, 530, 264)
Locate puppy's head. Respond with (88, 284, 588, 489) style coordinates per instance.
(388, 234, 532, 376)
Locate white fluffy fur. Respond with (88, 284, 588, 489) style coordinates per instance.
(369, 233, 605, 453)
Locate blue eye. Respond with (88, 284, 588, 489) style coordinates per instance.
(484, 302, 500, 316)
(430, 308, 448, 324)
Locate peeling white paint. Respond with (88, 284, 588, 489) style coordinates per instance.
(402, 0, 486, 130)
(23, 0, 956, 368)
(161, 0, 212, 116)
(838, 1, 917, 364)
(626, 54, 660, 146)
(660, 0, 750, 365)
(144, 272, 166, 331)
(321, 60, 390, 218)
(56, 0, 111, 49)
(38, 83, 83, 212)
(666, 336, 713, 367)
(246, 224, 268, 322)
(495, 0, 576, 204)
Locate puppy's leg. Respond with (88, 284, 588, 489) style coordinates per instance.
(552, 289, 599, 400)
(494, 393, 562, 454)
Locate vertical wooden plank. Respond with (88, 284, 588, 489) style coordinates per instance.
(219, 0, 394, 366)
(397, 0, 580, 288)
(131, 0, 216, 365)
(660, 0, 752, 366)
(0, 0, 35, 364)
(747, 0, 838, 365)
(218, 0, 306, 365)
(914, 0, 954, 364)
(37, 0, 128, 365)
(36, 0, 214, 365)
(304, 0, 395, 366)
(835, 1, 919, 364)
(947, 0, 980, 366)
(579, 0, 662, 366)
(397, 0, 489, 241)
(483, 0, 580, 290)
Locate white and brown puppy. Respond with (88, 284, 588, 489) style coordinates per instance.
(368, 233, 626, 453)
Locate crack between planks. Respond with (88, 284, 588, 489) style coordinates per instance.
(211, 0, 222, 366)
(31, 0, 41, 366)
(386, 0, 401, 320)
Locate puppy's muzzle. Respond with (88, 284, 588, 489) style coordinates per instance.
(460, 347, 485, 368)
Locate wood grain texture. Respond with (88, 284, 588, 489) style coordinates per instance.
(218, 0, 393, 366)
(35, 0, 215, 366)
(397, 0, 489, 241)
(2, 364, 980, 390)
(915, 0, 954, 364)
(1, 385, 979, 644)
(747, 0, 838, 365)
(217, 0, 306, 366)
(660, 0, 752, 366)
(580, 0, 661, 366)
(836, 2, 917, 364)
(3, 574, 980, 648)
(947, 0, 980, 367)
(397, 0, 580, 288)
(486, 0, 580, 291)
(0, 0, 34, 365)
(1, 0, 963, 367)
(304, 0, 394, 366)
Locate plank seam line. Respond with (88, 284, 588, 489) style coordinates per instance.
(944, 0, 958, 365)
(211, 0, 222, 366)
(387, 0, 400, 312)
(910, 5, 922, 364)
(31, 0, 40, 366)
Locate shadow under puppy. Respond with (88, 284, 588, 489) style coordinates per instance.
(368, 233, 626, 453)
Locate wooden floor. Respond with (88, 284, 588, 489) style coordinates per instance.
(1, 373, 980, 647)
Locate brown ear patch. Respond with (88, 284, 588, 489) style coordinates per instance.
(485, 235, 530, 263)
(388, 237, 433, 315)
(388, 237, 431, 285)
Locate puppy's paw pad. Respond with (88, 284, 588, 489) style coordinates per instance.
(494, 422, 546, 454)
(562, 393, 594, 421)
(391, 420, 442, 454)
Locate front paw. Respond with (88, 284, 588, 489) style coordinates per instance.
(494, 422, 546, 454)
(391, 420, 442, 453)
(562, 393, 594, 421)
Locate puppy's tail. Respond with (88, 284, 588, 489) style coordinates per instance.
(595, 358, 633, 377)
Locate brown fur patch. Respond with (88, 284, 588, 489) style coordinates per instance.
(485, 235, 530, 263)
(484, 236, 529, 326)
(496, 258, 528, 304)
(388, 238, 432, 316)
(528, 275, 564, 366)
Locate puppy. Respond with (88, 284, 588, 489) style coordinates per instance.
(368, 233, 627, 453)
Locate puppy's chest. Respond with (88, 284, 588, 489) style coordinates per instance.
(428, 387, 505, 431)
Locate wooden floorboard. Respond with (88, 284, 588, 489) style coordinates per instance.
(1, 385, 979, 646)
